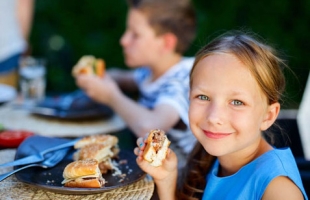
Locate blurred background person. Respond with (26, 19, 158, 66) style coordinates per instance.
(75, 0, 197, 167)
(0, 0, 34, 88)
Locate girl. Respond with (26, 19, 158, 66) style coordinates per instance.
(135, 31, 308, 199)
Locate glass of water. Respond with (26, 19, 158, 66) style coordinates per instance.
(19, 56, 46, 106)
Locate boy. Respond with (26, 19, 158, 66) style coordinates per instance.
(76, 0, 197, 160)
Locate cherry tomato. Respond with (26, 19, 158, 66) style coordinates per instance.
(0, 130, 34, 148)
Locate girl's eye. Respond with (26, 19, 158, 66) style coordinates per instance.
(231, 100, 244, 106)
(198, 95, 210, 101)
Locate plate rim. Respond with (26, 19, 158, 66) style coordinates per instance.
(30, 106, 114, 120)
(16, 170, 147, 195)
(0, 83, 17, 103)
(14, 136, 146, 194)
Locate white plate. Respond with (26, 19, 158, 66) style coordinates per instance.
(0, 84, 17, 103)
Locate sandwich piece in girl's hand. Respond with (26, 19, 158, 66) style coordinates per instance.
(143, 129, 171, 167)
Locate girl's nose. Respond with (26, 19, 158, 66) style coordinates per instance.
(206, 103, 224, 125)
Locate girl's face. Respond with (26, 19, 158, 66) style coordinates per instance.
(189, 53, 277, 158)
(120, 9, 164, 68)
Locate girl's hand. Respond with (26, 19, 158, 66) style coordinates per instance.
(134, 137, 178, 182)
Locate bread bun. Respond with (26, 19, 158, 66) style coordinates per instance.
(143, 129, 171, 167)
(73, 134, 120, 174)
(75, 143, 114, 162)
(72, 55, 105, 77)
(74, 135, 118, 149)
(63, 159, 99, 179)
(64, 178, 103, 188)
(62, 159, 105, 188)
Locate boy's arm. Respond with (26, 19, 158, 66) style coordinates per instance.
(110, 88, 180, 137)
(108, 69, 139, 93)
(76, 74, 180, 138)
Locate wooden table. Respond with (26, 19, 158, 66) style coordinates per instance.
(0, 103, 156, 199)
(0, 149, 154, 200)
(0, 103, 126, 137)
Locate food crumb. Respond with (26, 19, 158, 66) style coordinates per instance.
(119, 159, 127, 165)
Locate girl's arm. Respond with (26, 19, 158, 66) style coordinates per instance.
(134, 137, 178, 199)
(262, 176, 304, 199)
(154, 169, 178, 200)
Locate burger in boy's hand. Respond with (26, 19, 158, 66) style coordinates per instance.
(72, 55, 105, 77)
(143, 129, 171, 167)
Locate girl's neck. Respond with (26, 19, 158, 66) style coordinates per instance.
(217, 138, 273, 177)
(150, 53, 182, 81)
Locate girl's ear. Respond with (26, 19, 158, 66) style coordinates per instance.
(162, 32, 178, 52)
(260, 102, 280, 131)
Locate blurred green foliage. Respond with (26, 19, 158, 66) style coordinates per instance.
(30, 0, 310, 108)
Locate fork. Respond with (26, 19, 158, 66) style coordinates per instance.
(0, 148, 68, 182)
(0, 138, 79, 168)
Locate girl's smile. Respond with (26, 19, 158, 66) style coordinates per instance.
(203, 130, 232, 139)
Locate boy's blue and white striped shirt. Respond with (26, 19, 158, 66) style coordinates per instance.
(133, 57, 196, 154)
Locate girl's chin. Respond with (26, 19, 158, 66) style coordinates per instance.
(202, 144, 225, 156)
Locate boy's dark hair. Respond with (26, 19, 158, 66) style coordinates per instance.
(126, 0, 197, 54)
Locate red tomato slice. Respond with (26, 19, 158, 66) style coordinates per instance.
(0, 130, 34, 148)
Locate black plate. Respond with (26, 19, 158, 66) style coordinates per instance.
(30, 90, 113, 120)
(14, 136, 145, 194)
(30, 106, 114, 120)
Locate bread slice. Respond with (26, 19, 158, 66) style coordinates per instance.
(64, 177, 104, 188)
(62, 159, 105, 188)
(75, 143, 114, 162)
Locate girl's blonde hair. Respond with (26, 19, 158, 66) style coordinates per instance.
(190, 31, 286, 104)
(179, 31, 287, 199)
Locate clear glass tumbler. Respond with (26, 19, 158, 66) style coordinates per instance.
(19, 56, 46, 105)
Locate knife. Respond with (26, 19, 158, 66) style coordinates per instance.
(0, 138, 79, 167)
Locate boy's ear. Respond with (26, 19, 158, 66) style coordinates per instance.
(260, 102, 280, 131)
(162, 32, 178, 52)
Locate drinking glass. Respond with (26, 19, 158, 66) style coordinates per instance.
(19, 56, 46, 105)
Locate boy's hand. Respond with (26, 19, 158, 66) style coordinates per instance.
(75, 73, 120, 106)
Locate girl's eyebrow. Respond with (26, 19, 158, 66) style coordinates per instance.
(230, 90, 247, 96)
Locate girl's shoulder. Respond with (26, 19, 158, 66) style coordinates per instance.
(251, 148, 297, 177)
(251, 148, 307, 199)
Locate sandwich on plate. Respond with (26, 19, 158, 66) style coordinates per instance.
(62, 159, 105, 188)
(73, 134, 120, 174)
